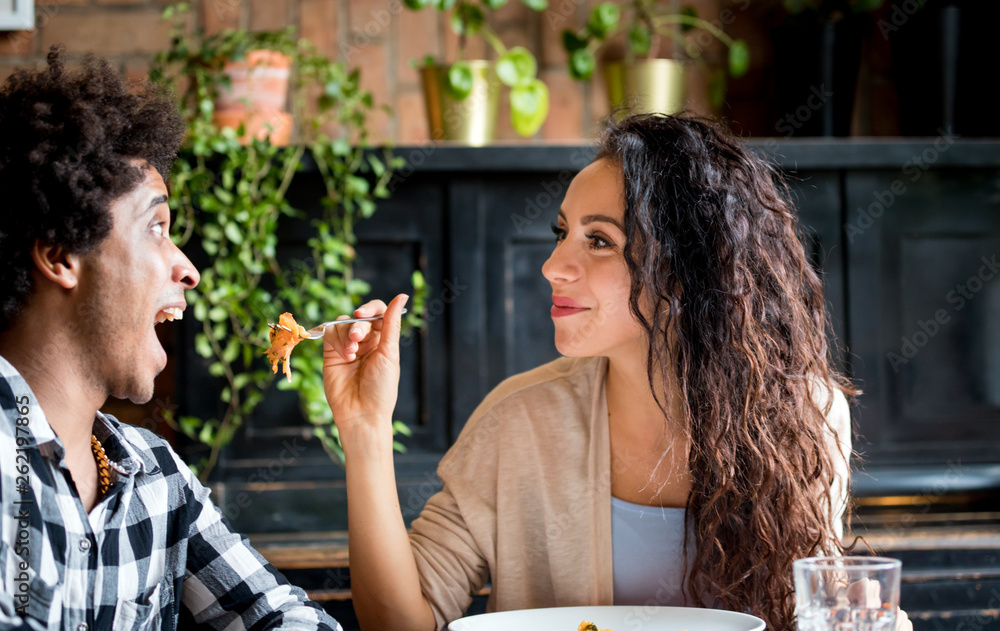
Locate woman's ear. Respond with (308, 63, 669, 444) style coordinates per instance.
(30, 239, 81, 290)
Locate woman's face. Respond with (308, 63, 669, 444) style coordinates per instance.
(542, 158, 647, 359)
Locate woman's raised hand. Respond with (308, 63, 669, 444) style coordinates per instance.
(322, 294, 409, 439)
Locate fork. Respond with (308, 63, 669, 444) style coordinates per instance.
(267, 309, 408, 340)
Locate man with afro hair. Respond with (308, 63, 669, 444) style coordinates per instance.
(0, 48, 342, 631)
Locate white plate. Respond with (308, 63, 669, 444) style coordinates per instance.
(448, 605, 766, 631)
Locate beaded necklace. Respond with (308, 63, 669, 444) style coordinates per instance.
(90, 435, 112, 496)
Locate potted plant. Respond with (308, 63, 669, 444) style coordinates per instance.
(404, 0, 550, 144)
(151, 4, 427, 481)
(770, 0, 884, 136)
(154, 10, 301, 145)
(562, 1, 750, 116)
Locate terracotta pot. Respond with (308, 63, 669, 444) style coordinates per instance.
(214, 49, 292, 113)
(212, 109, 293, 146)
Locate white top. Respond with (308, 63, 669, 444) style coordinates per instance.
(611, 496, 692, 606)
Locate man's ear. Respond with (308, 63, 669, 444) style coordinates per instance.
(30, 240, 82, 290)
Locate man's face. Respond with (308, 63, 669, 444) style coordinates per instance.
(76, 164, 199, 404)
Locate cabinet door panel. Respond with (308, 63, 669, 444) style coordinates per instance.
(846, 169, 1000, 466)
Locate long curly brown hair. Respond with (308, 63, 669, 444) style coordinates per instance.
(597, 113, 858, 630)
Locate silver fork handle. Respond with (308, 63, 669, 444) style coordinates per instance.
(319, 308, 408, 327)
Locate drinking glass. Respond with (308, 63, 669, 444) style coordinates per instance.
(794, 556, 901, 631)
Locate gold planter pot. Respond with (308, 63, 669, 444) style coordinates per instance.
(602, 59, 686, 118)
(420, 61, 501, 146)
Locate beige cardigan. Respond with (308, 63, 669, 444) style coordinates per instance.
(408, 356, 851, 629)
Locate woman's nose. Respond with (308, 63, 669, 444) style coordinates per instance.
(542, 241, 579, 284)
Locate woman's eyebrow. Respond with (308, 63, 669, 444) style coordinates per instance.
(581, 214, 624, 231)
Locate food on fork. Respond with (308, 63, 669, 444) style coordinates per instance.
(265, 312, 309, 382)
(578, 622, 612, 631)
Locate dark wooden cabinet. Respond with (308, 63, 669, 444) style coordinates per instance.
(175, 141, 1000, 535)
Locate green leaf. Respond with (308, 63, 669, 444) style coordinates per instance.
(198, 422, 216, 444)
(519, 0, 547, 10)
(367, 154, 386, 178)
(233, 373, 252, 389)
(482, 0, 507, 8)
(628, 25, 652, 57)
(445, 62, 474, 100)
(679, 6, 699, 33)
(209, 362, 225, 377)
(569, 49, 596, 81)
(202, 223, 223, 241)
(224, 222, 243, 245)
(194, 300, 208, 322)
(331, 139, 351, 156)
(404, 0, 431, 8)
(562, 29, 588, 53)
(434, 0, 456, 8)
(221, 339, 239, 363)
(180, 415, 201, 439)
(451, 4, 484, 35)
(587, 2, 620, 39)
(728, 39, 750, 78)
(509, 78, 548, 137)
(194, 333, 212, 358)
(496, 47, 537, 87)
(411, 270, 426, 291)
(208, 306, 228, 322)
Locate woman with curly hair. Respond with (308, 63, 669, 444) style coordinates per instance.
(321, 114, 910, 631)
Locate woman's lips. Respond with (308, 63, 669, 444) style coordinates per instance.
(551, 296, 589, 318)
(551, 305, 589, 318)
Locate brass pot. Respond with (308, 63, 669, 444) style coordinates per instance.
(420, 61, 501, 146)
(602, 59, 686, 117)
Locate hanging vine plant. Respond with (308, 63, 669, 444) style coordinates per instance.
(151, 3, 427, 481)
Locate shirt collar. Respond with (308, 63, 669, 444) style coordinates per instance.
(0, 353, 60, 456)
(0, 353, 158, 476)
(93, 412, 159, 476)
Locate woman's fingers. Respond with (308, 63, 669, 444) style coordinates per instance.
(379, 294, 409, 360)
(354, 299, 387, 319)
(325, 316, 359, 360)
(324, 301, 388, 360)
(896, 608, 912, 631)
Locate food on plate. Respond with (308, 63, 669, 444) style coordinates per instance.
(578, 622, 612, 631)
(264, 312, 309, 382)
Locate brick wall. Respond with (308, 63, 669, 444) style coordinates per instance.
(1, 0, 903, 141)
(1, 0, 804, 144)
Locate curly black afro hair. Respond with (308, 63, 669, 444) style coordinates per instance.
(0, 46, 185, 330)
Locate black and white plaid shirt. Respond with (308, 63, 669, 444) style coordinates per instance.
(0, 355, 342, 631)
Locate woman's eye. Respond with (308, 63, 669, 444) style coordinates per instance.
(587, 233, 613, 250)
(151, 223, 165, 237)
(550, 222, 567, 242)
